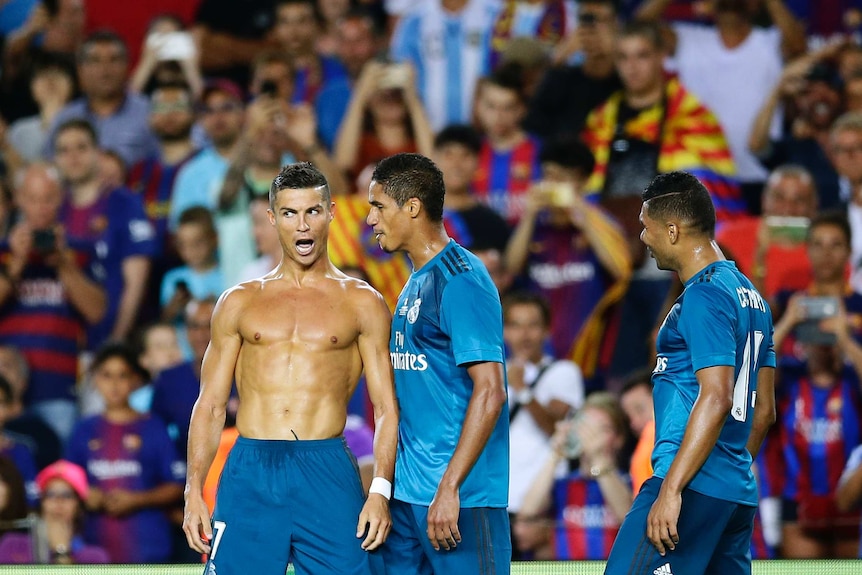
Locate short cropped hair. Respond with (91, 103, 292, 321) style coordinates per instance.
(583, 392, 628, 440)
(371, 153, 445, 223)
(78, 29, 128, 64)
(269, 162, 330, 209)
(90, 341, 150, 382)
(807, 209, 851, 246)
(434, 124, 482, 155)
(178, 206, 218, 238)
(642, 171, 716, 237)
(502, 291, 551, 327)
(54, 118, 98, 148)
(538, 136, 596, 180)
(480, 62, 527, 104)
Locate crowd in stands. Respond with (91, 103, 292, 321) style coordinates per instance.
(0, 0, 859, 564)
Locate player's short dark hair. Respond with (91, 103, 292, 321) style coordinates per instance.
(434, 124, 482, 155)
(620, 368, 654, 396)
(502, 291, 551, 327)
(78, 29, 128, 64)
(90, 341, 150, 382)
(807, 209, 852, 246)
(481, 62, 527, 104)
(642, 171, 716, 237)
(539, 136, 596, 180)
(618, 20, 665, 51)
(178, 206, 218, 238)
(269, 162, 330, 209)
(54, 118, 98, 148)
(372, 153, 445, 223)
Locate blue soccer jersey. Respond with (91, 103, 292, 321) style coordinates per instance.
(652, 260, 775, 506)
(390, 240, 508, 508)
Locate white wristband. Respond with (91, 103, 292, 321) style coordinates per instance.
(369, 477, 392, 500)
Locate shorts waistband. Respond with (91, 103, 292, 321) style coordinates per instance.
(235, 435, 347, 452)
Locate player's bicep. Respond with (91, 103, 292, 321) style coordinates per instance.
(466, 361, 506, 396)
(197, 290, 243, 409)
(694, 365, 736, 404)
(356, 289, 396, 408)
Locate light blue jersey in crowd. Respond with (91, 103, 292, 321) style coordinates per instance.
(652, 260, 775, 506)
(390, 240, 508, 508)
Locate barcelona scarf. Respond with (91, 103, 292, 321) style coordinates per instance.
(583, 77, 745, 224)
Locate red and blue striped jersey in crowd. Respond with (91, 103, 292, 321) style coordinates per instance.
(0, 240, 101, 403)
(61, 187, 156, 350)
(472, 136, 541, 225)
(779, 373, 862, 503)
(551, 472, 627, 560)
(127, 152, 198, 256)
(65, 414, 185, 564)
(293, 56, 348, 106)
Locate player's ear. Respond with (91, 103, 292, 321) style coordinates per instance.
(328, 201, 335, 221)
(666, 222, 678, 244)
(407, 197, 422, 218)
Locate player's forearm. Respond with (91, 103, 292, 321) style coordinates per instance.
(662, 390, 731, 494)
(439, 365, 507, 491)
(371, 405, 398, 482)
(746, 367, 775, 458)
(185, 401, 227, 494)
(836, 467, 862, 512)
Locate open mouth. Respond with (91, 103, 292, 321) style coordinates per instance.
(296, 239, 314, 256)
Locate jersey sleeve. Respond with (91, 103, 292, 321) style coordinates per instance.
(439, 273, 504, 366)
(112, 190, 157, 259)
(678, 283, 737, 372)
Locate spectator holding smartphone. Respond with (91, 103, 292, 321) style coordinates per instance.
(130, 14, 203, 99)
(0, 164, 106, 442)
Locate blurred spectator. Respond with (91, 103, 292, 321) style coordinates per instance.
(1, 0, 86, 123)
(150, 298, 215, 460)
(47, 31, 159, 168)
(98, 150, 126, 189)
(126, 81, 199, 327)
(618, 368, 654, 496)
(192, 0, 278, 88)
(836, 441, 862, 558)
(750, 59, 845, 210)
(775, 329, 862, 558)
(0, 456, 28, 539)
(471, 64, 541, 225)
(217, 93, 345, 284)
(716, 164, 816, 302)
(516, 392, 632, 560)
(0, 375, 38, 507)
(135, 322, 183, 385)
(584, 20, 741, 380)
(524, 0, 622, 141)
(6, 54, 76, 164)
(316, 0, 351, 56)
(66, 342, 185, 564)
(773, 211, 862, 365)
(0, 163, 106, 442)
(238, 195, 281, 282)
(488, 0, 576, 69)
(316, 7, 384, 150)
(0, 346, 61, 471)
(129, 14, 203, 100)
(248, 50, 294, 102)
(831, 113, 862, 293)
(160, 208, 223, 326)
(0, 460, 109, 564)
(390, 0, 498, 131)
(53, 119, 156, 350)
(637, 0, 806, 212)
(168, 79, 244, 227)
(505, 137, 631, 391)
(334, 60, 433, 188)
(503, 291, 583, 551)
(472, 245, 514, 295)
(273, 0, 347, 105)
(845, 70, 862, 113)
(434, 124, 511, 253)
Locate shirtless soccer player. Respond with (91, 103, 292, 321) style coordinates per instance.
(182, 162, 398, 575)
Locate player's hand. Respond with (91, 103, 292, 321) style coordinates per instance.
(182, 491, 213, 555)
(646, 486, 681, 556)
(427, 485, 461, 551)
(356, 493, 391, 551)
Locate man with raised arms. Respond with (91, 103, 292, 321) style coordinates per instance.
(182, 162, 398, 575)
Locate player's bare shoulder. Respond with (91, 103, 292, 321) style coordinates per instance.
(331, 269, 391, 322)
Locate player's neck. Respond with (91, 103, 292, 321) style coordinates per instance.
(405, 225, 451, 271)
(275, 255, 334, 285)
(676, 239, 725, 283)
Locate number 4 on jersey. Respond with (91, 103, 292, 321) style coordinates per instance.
(731, 330, 763, 422)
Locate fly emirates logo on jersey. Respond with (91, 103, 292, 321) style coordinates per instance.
(391, 330, 428, 371)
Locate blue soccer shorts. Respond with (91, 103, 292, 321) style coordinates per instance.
(604, 477, 757, 575)
(204, 436, 380, 575)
